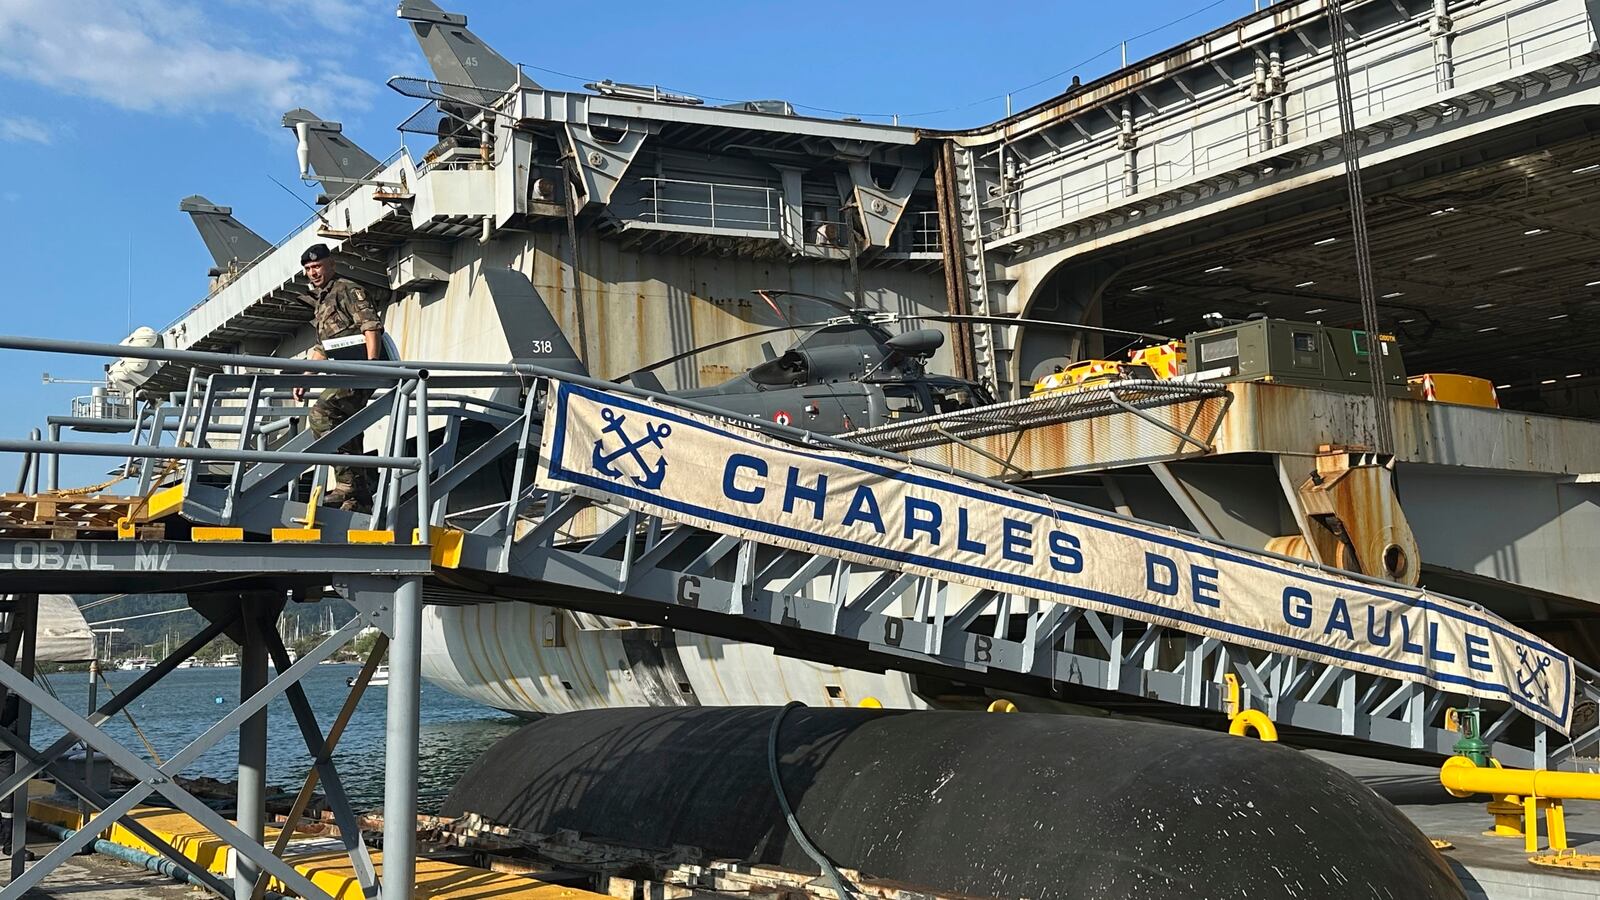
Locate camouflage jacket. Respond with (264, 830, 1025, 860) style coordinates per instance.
(305, 276, 383, 345)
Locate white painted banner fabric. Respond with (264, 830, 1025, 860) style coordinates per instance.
(537, 381, 1574, 733)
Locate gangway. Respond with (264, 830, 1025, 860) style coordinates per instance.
(0, 333, 1595, 898)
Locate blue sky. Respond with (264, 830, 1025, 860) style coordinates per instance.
(0, 0, 1258, 480)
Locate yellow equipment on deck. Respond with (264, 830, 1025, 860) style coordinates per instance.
(1439, 756, 1600, 856)
(1128, 341, 1188, 380)
(1408, 373, 1500, 408)
(1031, 359, 1158, 396)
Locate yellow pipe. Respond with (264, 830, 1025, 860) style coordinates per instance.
(1228, 709, 1278, 741)
(1440, 756, 1600, 801)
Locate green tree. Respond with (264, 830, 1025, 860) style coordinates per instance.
(348, 630, 385, 663)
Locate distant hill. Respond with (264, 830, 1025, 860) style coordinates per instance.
(74, 593, 357, 658)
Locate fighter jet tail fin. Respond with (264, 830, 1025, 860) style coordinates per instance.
(481, 267, 587, 377)
(178, 195, 273, 271)
(397, 0, 529, 104)
(281, 109, 383, 198)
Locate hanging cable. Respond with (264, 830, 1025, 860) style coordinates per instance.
(87, 607, 198, 627)
(560, 151, 593, 372)
(1327, 0, 1394, 453)
(94, 669, 165, 765)
(76, 594, 132, 612)
(768, 702, 857, 899)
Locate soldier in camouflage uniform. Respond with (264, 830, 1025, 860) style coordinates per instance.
(292, 244, 384, 512)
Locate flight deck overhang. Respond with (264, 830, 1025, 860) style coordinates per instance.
(158, 149, 497, 385)
(987, 0, 1599, 261)
(155, 82, 942, 387)
(946, 0, 1418, 145)
(508, 87, 922, 148)
(926, 0, 1600, 398)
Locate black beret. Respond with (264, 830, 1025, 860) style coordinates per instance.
(300, 243, 332, 265)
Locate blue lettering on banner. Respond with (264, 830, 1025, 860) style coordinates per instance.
(1047, 530, 1083, 574)
(842, 486, 886, 534)
(1001, 518, 1033, 564)
(542, 383, 1575, 732)
(1324, 597, 1354, 639)
(782, 468, 827, 520)
(1465, 634, 1493, 673)
(1191, 565, 1221, 609)
(957, 508, 986, 555)
(1400, 615, 1424, 655)
(1366, 607, 1392, 647)
(724, 454, 766, 503)
(1283, 587, 1313, 629)
(1147, 553, 1179, 597)
(904, 497, 943, 546)
(1428, 622, 1456, 664)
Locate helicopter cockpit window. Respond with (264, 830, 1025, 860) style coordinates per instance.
(882, 385, 926, 418)
(931, 385, 978, 414)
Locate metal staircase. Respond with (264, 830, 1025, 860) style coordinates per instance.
(3, 334, 1598, 777)
(946, 146, 1006, 396)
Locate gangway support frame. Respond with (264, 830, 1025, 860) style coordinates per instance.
(1, 331, 1598, 897)
(0, 538, 430, 898)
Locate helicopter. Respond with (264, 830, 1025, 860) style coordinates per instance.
(593, 288, 1175, 434)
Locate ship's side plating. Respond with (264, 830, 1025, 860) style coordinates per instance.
(420, 604, 924, 714)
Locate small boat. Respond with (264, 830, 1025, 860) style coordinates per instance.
(119, 657, 153, 671)
(349, 664, 389, 688)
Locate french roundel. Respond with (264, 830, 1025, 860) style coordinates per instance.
(774, 410, 792, 426)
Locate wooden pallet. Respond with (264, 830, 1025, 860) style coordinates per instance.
(0, 493, 162, 539)
(419, 812, 988, 900)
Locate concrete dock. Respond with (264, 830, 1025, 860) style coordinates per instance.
(12, 839, 193, 899)
(7, 753, 1600, 899)
(1319, 752, 1600, 900)
(15, 797, 604, 899)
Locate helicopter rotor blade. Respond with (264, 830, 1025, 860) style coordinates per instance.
(750, 289, 858, 316)
(609, 322, 835, 383)
(608, 308, 1172, 386)
(895, 314, 1175, 342)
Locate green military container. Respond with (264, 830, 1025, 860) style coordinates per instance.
(1185, 318, 1408, 396)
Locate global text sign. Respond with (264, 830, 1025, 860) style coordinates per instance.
(538, 382, 1574, 732)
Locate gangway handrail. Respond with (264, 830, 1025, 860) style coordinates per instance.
(0, 335, 424, 380)
(4, 333, 1597, 770)
(0, 331, 1553, 603)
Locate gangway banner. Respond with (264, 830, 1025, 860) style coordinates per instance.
(537, 381, 1575, 733)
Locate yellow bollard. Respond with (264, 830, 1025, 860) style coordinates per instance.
(986, 698, 1018, 713)
(1228, 709, 1279, 741)
(1223, 673, 1277, 740)
(857, 697, 883, 709)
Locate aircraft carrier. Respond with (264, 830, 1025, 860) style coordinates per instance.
(81, 0, 1598, 724)
(4, 0, 1600, 897)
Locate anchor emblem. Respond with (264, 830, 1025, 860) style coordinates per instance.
(591, 407, 672, 490)
(1514, 645, 1553, 704)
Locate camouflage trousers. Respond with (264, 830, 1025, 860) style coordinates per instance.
(309, 387, 374, 498)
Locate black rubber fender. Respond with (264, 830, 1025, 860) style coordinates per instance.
(443, 706, 1463, 900)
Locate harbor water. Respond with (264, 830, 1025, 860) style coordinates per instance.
(27, 663, 523, 812)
